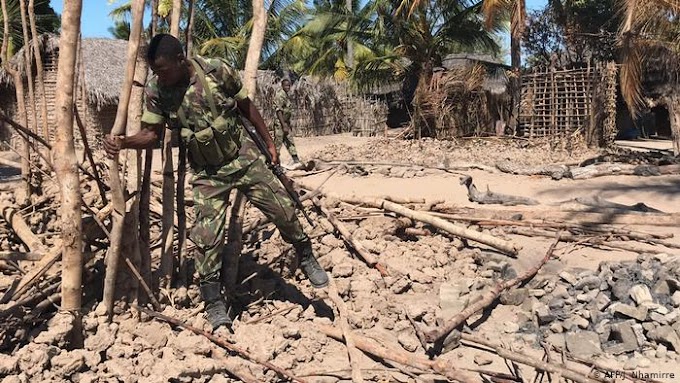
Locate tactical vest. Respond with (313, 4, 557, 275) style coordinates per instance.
(177, 58, 242, 170)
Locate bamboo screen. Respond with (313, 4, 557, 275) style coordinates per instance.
(519, 65, 596, 137)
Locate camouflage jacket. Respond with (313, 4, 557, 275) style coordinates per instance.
(272, 88, 292, 128)
(141, 55, 260, 175)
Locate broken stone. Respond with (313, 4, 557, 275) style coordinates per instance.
(610, 302, 648, 321)
(550, 322, 564, 333)
(647, 326, 680, 352)
(574, 276, 602, 291)
(552, 284, 570, 299)
(565, 331, 602, 359)
(548, 298, 565, 310)
(623, 357, 638, 370)
(573, 316, 590, 329)
(605, 321, 641, 355)
(473, 354, 493, 366)
(612, 280, 631, 301)
(559, 271, 578, 286)
(642, 322, 657, 332)
(656, 344, 668, 359)
(650, 311, 669, 325)
(500, 288, 528, 306)
(51, 350, 86, 377)
(672, 291, 680, 307)
(397, 332, 420, 352)
(331, 262, 354, 278)
(529, 289, 546, 298)
(544, 333, 566, 350)
(534, 304, 555, 325)
(593, 292, 611, 311)
(390, 277, 411, 294)
(630, 284, 654, 305)
(653, 280, 671, 296)
(0, 354, 18, 375)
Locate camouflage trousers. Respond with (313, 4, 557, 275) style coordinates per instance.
(270, 124, 298, 158)
(190, 157, 308, 282)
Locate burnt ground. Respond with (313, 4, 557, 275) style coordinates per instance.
(1, 134, 680, 382)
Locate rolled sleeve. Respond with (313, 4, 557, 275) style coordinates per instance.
(141, 109, 165, 125)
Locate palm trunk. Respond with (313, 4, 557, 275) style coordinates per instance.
(243, 0, 267, 100)
(19, 0, 38, 143)
(668, 94, 680, 155)
(509, 0, 525, 133)
(2, 0, 30, 203)
(53, 0, 83, 332)
(170, 0, 181, 36)
(29, 0, 51, 145)
(103, 0, 146, 320)
(345, 0, 353, 69)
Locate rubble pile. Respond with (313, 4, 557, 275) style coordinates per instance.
(521, 255, 680, 367)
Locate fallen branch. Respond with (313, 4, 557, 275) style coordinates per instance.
(553, 196, 664, 214)
(431, 205, 680, 227)
(316, 324, 478, 383)
(461, 333, 602, 383)
(0, 204, 45, 252)
(495, 159, 571, 180)
(125, 258, 160, 310)
(135, 306, 307, 383)
(423, 237, 558, 344)
(312, 197, 388, 276)
(332, 194, 521, 256)
(327, 278, 364, 383)
(460, 175, 539, 206)
(0, 252, 43, 261)
(570, 163, 680, 180)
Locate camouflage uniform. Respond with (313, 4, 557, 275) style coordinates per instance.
(270, 88, 299, 158)
(141, 56, 308, 283)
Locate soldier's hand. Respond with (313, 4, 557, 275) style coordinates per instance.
(103, 134, 125, 157)
(267, 142, 280, 165)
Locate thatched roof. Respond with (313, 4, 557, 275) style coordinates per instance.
(641, 45, 680, 98)
(441, 53, 509, 95)
(0, 34, 128, 107)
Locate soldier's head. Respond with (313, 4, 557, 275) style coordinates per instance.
(281, 78, 291, 93)
(147, 34, 189, 87)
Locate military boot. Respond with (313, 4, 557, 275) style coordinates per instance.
(294, 240, 329, 288)
(199, 281, 233, 331)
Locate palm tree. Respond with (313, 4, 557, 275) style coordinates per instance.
(0, 0, 59, 57)
(619, 0, 680, 152)
(480, 0, 525, 132)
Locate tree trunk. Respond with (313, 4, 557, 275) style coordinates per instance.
(243, 0, 267, 100)
(103, 0, 146, 320)
(345, 0, 353, 69)
(667, 94, 680, 156)
(19, 0, 38, 142)
(28, 0, 51, 145)
(185, 0, 195, 54)
(159, 0, 184, 289)
(124, 43, 148, 308)
(18, 0, 38, 143)
(509, 0, 525, 133)
(170, 0, 181, 36)
(8, 71, 30, 203)
(53, 0, 83, 330)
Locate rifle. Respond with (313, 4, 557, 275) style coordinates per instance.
(240, 122, 315, 227)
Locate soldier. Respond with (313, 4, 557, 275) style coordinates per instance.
(103, 34, 328, 332)
(271, 78, 303, 169)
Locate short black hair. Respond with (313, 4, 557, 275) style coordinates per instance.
(281, 78, 291, 84)
(147, 34, 184, 63)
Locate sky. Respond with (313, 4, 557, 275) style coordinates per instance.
(51, 0, 549, 39)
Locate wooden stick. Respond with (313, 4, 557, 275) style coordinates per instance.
(312, 197, 388, 276)
(0, 252, 43, 261)
(0, 204, 45, 252)
(327, 278, 364, 383)
(6, 245, 61, 303)
(335, 194, 521, 256)
(423, 237, 558, 344)
(461, 334, 602, 383)
(125, 258, 160, 310)
(316, 324, 478, 383)
(135, 306, 307, 383)
(245, 304, 297, 325)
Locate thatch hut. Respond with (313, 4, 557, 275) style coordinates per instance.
(0, 34, 127, 149)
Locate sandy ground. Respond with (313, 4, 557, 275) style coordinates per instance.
(2, 133, 680, 382)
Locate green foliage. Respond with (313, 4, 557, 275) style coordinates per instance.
(0, 0, 60, 63)
(524, 0, 619, 67)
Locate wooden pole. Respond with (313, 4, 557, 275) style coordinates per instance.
(103, 0, 146, 320)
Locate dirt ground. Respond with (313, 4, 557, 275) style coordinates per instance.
(2, 133, 680, 382)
